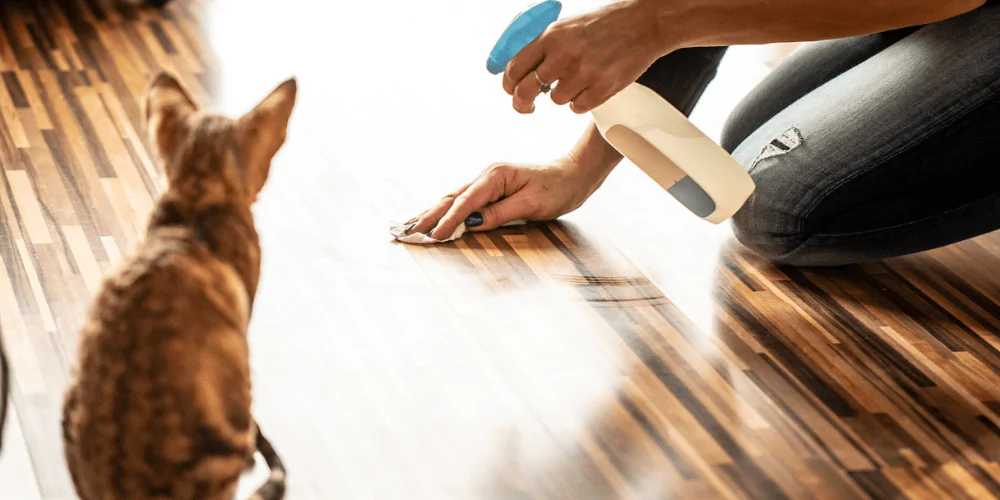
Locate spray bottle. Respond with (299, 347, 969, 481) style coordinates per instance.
(486, 0, 755, 224)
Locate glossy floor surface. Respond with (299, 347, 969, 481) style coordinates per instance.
(4, 1, 1000, 499)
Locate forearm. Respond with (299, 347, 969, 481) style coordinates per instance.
(638, 0, 987, 51)
(567, 123, 624, 190)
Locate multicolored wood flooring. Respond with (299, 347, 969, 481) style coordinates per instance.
(3, 1, 1000, 499)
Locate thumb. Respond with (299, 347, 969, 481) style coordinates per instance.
(468, 196, 532, 232)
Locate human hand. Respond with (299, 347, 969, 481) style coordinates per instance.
(502, 1, 666, 115)
(406, 154, 612, 240)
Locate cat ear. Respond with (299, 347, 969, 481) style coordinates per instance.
(239, 78, 297, 196)
(144, 72, 198, 160)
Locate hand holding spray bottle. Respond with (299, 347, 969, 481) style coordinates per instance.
(486, 0, 755, 224)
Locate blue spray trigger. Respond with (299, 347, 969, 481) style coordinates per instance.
(487, 1, 562, 75)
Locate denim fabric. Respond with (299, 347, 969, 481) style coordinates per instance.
(636, 3, 1000, 266)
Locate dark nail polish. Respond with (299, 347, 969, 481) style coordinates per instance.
(404, 222, 416, 234)
(465, 212, 484, 228)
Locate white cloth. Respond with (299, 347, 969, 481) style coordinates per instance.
(389, 219, 526, 244)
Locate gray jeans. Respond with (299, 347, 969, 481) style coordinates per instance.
(635, 3, 1000, 266)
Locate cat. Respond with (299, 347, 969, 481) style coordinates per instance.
(61, 71, 296, 500)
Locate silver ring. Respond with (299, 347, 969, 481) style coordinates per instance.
(534, 71, 551, 93)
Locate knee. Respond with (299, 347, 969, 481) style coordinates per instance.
(731, 188, 858, 267)
(729, 172, 817, 267)
(720, 106, 751, 154)
(731, 198, 798, 266)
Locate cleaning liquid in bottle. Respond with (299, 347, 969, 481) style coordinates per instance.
(486, 0, 755, 224)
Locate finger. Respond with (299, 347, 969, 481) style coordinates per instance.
(410, 180, 474, 235)
(548, 75, 587, 107)
(570, 85, 613, 114)
(512, 58, 562, 114)
(410, 198, 454, 236)
(543, 56, 584, 106)
(432, 173, 505, 239)
(502, 39, 545, 96)
(467, 195, 534, 232)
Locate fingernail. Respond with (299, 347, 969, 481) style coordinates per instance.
(465, 212, 484, 228)
(404, 222, 416, 234)
(426, 227, 436, 237)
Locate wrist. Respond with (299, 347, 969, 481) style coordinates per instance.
(565, 123, 622, 187)
(628, 0, 691, 54)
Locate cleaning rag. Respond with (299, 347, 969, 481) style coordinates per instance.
(389, 219, 526, 244)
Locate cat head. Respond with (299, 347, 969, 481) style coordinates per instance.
(143, 72, 297, 205)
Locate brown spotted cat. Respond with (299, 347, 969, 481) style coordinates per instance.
(61, 71, 296, 500)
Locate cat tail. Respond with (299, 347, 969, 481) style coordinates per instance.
(0, 330, 9, 454)
(247, 425, 286, 500)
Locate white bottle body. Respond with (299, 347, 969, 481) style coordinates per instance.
(590, 83, 756, 225)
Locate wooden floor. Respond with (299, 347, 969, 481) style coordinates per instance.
(4, 1, 1000, 499)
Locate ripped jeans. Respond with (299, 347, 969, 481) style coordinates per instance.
(635, 3, 1000, 266)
